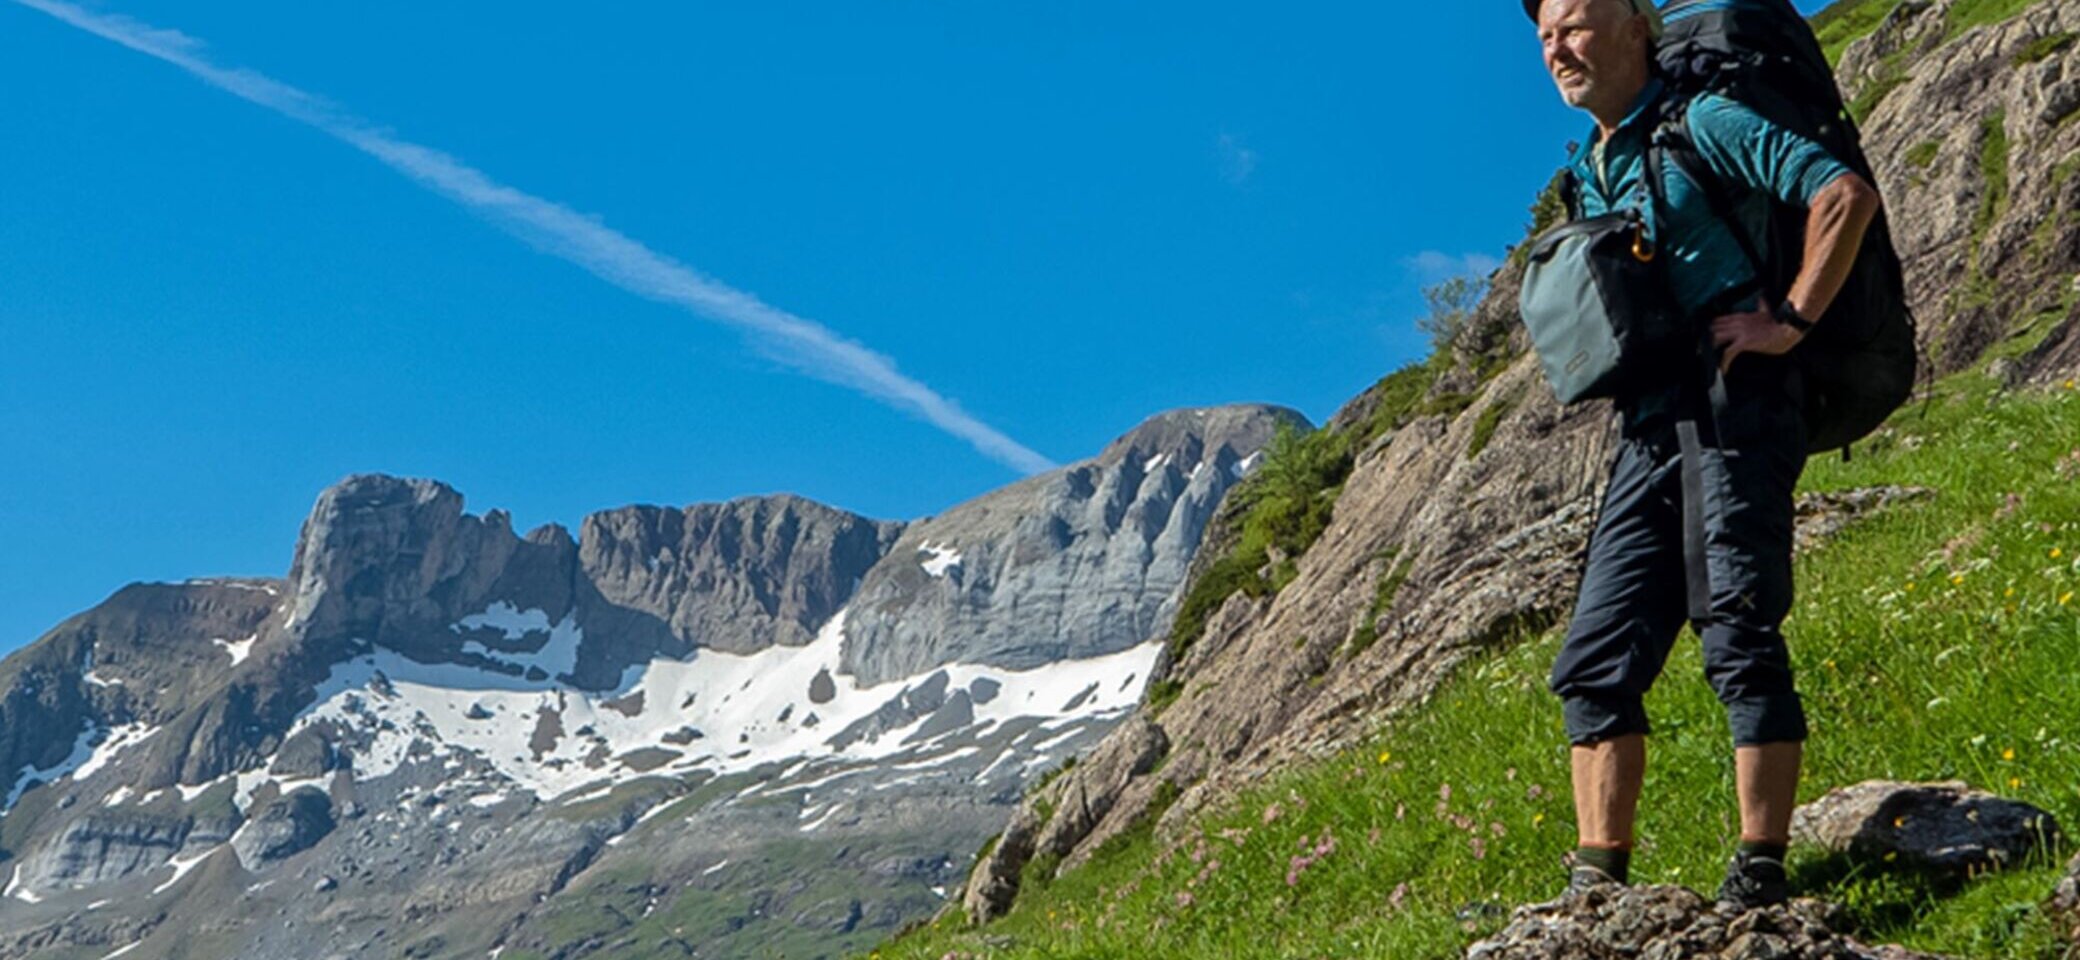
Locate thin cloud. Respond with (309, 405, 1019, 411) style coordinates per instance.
(1404, 250, 1503, 283)
(13, 0, 1057, 476)
(1216, 132, 1258, 186)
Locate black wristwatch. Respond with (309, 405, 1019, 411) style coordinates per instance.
(1771, 300, 1815, 333)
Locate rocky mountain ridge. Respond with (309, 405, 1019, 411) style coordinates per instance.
(0, 402, 1301, 959)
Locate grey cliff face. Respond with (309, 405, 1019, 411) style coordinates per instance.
(839, 404, 1305, 686)
(580, 495, 905, 656)
(280, 473, 901, 689)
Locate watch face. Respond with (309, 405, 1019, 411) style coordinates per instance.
(1773, 302, 1810, 331)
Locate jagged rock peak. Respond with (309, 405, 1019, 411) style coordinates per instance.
(579, 493, 905, 655)
(284, 474, 560, 648)
(1095, 404, 1310, 469)
(836, 404, 1300, 687)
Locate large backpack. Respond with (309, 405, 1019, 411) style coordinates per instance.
(1650, 0, 1918, 455)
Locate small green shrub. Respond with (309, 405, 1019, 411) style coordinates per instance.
(1976, 110, 2012, 239)
(1467, 388, 1523, 460)
(1343, 549, 1413, 661)
(1811, 0, 1907, 65)
(2012, 30, 2076, 65)
(1943, 0, 2042, 44)
(1164, 422, 1354, 668)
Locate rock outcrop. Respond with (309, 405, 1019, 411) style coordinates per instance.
(1466, 885, 1948, 959)
(1792, 780, 2063, 876)
(580, 496, 904, 656)
(839, 406, 1304, 685)
(1843, 0, 2080, 386)
(15, 813, 194, 892)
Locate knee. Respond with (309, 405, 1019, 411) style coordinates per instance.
(1563, 694, 1651, 746)
(1701, 625, 1797, 699)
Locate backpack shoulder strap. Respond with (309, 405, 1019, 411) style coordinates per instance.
(1649, 98, 1770, 289)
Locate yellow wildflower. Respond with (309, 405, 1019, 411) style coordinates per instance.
(1377, 750, 1392, 765)
(1532, 812, 1546, 827)
(2003, 748, 2016, 761)
(2005, 587, 2017, 598)
(2061, 592, 2074, 606)
(1951, 574, 1965, 586)
(2009, 777, 2024, 789)
(1905, 581, 1917, 592)
(2053, 548, 2065, 560)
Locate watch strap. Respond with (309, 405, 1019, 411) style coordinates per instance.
(1772, 300, 1814, 332)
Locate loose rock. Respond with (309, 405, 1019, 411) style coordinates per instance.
(1791, 780, 2061, 876)
(1466, 884, 1950, 959)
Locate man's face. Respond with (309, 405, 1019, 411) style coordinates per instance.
(1537, 0, 1648, 115)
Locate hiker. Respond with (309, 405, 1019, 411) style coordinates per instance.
(1522, 0, 1883, 907)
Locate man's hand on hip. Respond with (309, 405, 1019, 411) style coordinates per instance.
(1712, 305, 1804, 373)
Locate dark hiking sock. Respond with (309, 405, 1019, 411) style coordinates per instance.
(1575, 845, 1631, 884)
(1736, 840, 1787, 864)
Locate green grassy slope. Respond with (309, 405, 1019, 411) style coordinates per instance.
(874, 367, 2080, 960)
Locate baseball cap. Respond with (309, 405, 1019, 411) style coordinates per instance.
(1522, 0, 1666, 39)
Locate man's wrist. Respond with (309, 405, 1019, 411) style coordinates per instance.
(1770, 300, 1814, 333)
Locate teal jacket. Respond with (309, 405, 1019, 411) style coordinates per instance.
(1566, 78, 1853, 322)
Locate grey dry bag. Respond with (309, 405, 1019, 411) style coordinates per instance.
(1520, 207, 1689, 404)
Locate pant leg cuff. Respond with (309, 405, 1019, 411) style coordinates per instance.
(1564, 694, 1651, 745)
(1726, 693, 1807, 746)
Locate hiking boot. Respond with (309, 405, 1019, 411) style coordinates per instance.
(1716, 852, 1791, 909)
(1563, 864, 1623, 898)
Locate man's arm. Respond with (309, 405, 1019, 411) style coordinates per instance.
(1712, 171, 1881, 371)
(1784, 172, 1882, 322)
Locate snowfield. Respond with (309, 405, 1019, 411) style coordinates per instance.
(225, 603, 1163, 804)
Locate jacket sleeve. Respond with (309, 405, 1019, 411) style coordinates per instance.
(1686, 95, 1853, 207)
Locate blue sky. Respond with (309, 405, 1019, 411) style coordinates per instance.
(0, 1, 1833, 656)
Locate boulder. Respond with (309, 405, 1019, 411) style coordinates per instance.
(2049, 850, 2080, 944)
(231, 787, 335, 869)
(1467, 884, 1949, 959)
(268, 726, 341, 778)
(1791, 781, 2061, 876)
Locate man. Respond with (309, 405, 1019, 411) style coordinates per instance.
(1524, 0, 1882, 907)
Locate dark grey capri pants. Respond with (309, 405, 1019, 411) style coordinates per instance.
(1550, 367, 1810, 747)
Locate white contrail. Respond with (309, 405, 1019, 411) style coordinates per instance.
(13, 0, 1057, 476)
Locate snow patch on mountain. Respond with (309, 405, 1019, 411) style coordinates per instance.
(4, 863, 38, 904)
(452, 602, 584, 680)
(212, 634, 257, 666)
(71, 722, 161, 782)
(151, 847, 216, 895)
(918, 543, 962, 578)
(4, 722, 102, 812)
(244, 606, 1161, 804)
